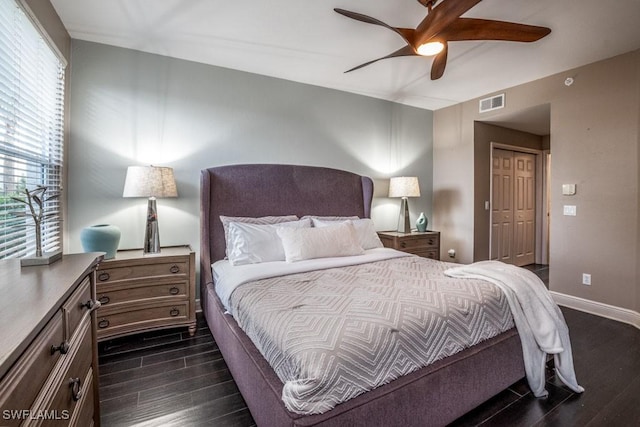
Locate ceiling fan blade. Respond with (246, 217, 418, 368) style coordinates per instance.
(430, 41, 448, 80)
(440, 18, 551, 42)
(414, 0, 482, 47)
(344, 45, 418, 73)
(334, 8, 415, 45)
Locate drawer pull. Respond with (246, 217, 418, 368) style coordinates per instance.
(98, 272, 110, 281)
(69, 377, 83, 402)
(169, 308, 180, 317)
(98, 319, 110, 329)
(79, 299, 95, 311)
(51, 341, 70, 355)
(428, 239, 435, 245)
(169, 287, 180, 295)
(400, 242, 407, 248)
(98, 295, 111, 305)
(169, 265, 180, 274)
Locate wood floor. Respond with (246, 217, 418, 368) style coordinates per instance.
(99, 300, 640, 426)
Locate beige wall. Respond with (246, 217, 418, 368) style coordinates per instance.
(434, 49, 640, 313)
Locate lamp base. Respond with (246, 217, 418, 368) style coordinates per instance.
(397, 197, 411, 233)
(144, 197, 161, 254)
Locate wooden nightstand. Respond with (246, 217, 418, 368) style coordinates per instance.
(378, 231, 440, 260)
(94, 245, 196, 341)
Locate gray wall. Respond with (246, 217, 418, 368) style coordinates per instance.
(66, 41, 434, 272)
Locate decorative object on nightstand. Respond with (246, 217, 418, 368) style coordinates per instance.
(123, 165, 178, 254)
(80, 224, 121, 259)
(378, 230, 440, 260)
(94, 245, 196, 340)
(416, 212, 428, 232)
(388, 176, 420, 233)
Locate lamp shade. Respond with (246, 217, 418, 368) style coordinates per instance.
(123, 166, 178, 198)
(388, 176, 420, 198)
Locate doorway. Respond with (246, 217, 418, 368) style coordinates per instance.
(490, 145, 542, 266)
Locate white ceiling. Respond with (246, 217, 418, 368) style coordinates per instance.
(51, 0, 640, 113)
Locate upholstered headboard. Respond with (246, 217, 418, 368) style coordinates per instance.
(199, 164, 374, 303)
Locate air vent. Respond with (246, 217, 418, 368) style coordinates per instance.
(479, 94, 505, 113)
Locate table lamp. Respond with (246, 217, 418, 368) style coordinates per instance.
(123, 165, 178, 253)
(388, 176, 420, 233)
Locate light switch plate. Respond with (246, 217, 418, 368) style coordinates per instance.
(563, 205, 577, 216)
(562, 184, 576, 195)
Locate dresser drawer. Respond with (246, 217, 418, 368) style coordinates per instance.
(97, 280, 188, 308)
(97, 261, 188, 283)
(67, 369, 94, 427)
(0, 311, 65, 425)
(97, 302, 189, 338)
(27, 321, 93, 427)
(63, 276, 93, 341)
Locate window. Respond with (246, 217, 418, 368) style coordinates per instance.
(0, 0, 65, 259)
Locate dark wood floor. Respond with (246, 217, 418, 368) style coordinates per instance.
(99, 292, 640, 426)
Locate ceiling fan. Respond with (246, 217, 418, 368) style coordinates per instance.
(334, 0, 551, 80)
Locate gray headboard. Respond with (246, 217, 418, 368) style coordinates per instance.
(199, 164, 374, 300)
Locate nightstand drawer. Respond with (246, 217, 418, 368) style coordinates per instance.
(97, 302, 189, 339)
(396, 235, 439, 251)
(97, 280, 188, 308)
(97, 261, 189, 283)
(413, 250, 439, 260)
(378, 231, 441, 260)
(95, 246, 196, 340)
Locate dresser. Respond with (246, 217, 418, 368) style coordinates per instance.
(94, 246, 196, 340)
(377, 231, 441, 260)
(0, 253, 102, 426)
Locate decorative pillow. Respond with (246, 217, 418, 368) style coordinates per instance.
(226, 218, 311, 266)
(312, 218, 383, 250)
(277, 222, 364, 263)
(220, 215, 298, 257)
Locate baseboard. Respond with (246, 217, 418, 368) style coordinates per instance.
(550, 291, 640, 330)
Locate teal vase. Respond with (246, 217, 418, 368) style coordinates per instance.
(80, 224, 121, 259)
(416, 212, 428, 232)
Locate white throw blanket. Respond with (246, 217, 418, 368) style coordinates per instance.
(445, 261, 584, 397)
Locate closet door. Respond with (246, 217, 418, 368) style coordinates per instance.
(491, 149, 536, 266)
(491, 149, 514, 263)
(513, 153, 536, 266)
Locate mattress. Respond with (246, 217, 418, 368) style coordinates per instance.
(214, 250, 515, 415)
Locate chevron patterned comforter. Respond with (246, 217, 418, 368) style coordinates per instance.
(226, 254, 515, 415)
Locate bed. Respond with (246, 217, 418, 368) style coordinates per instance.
(200, 164, 526, 426)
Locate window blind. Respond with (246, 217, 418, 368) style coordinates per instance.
(0, 0, 65, 259)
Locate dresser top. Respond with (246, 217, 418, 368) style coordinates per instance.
(0, 253, 102, 378)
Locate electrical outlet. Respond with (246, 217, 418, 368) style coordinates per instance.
(582, 273, 591, 286)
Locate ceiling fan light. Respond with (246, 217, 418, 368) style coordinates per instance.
(417, 41, 444, 56)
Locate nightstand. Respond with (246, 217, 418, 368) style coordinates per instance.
(94, 245, 196, 340)
(377, 231, 440, 260)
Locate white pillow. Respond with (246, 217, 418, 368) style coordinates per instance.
(220, 215, 298, 256)
(277, 222, 364, 263)
(312, 218, 383, 250)
(302, 215, 360, 222)
(226, 218, 311, 266)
